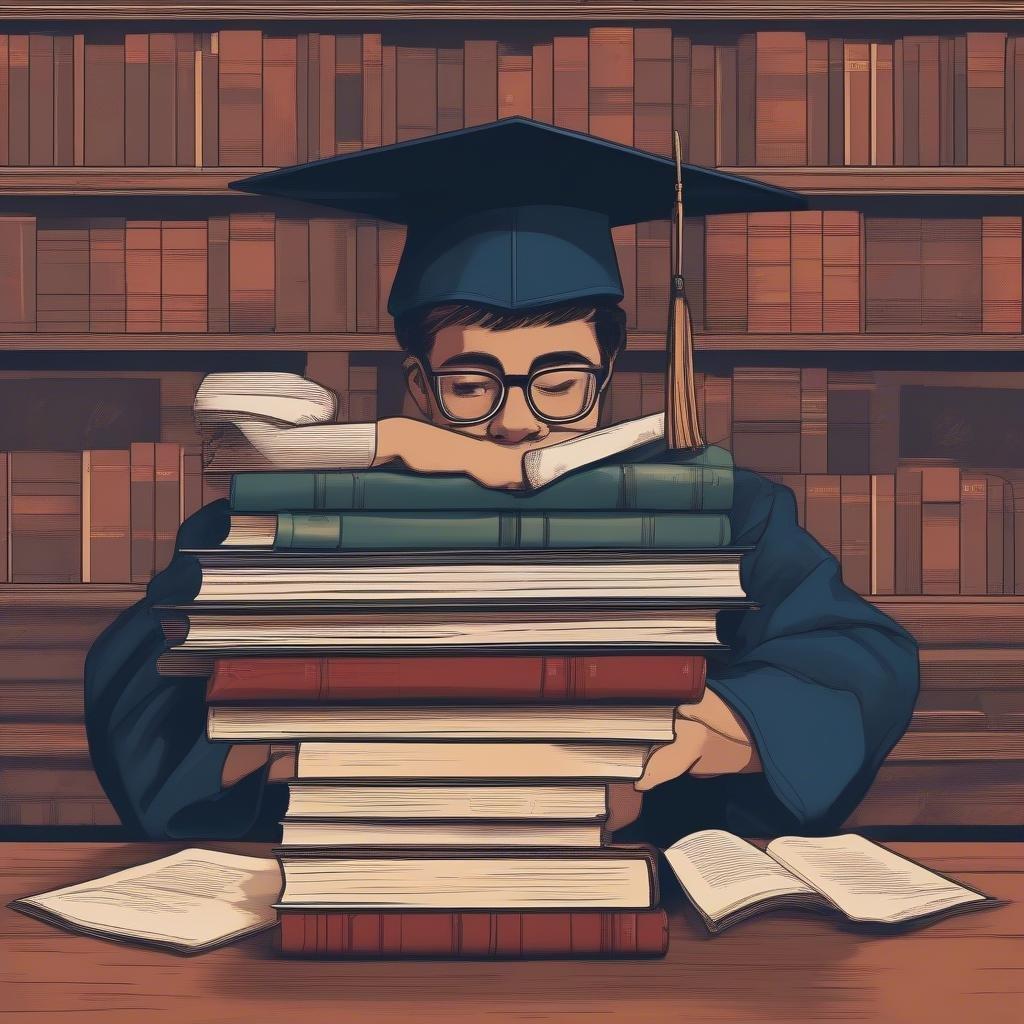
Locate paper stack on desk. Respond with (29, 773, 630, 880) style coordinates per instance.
(156, 446, 745, 958)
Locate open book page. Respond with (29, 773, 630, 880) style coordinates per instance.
(9, 849, 281, 954)
(663, 829, 828, 931)
(766, 834, 993, 925)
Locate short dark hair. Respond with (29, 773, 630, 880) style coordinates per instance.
(394, 299, 628, 364)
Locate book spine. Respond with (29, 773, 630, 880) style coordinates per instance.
(206, 653, 707, 703)
(219, 29, 262, 164)
(267, 511, 730, 550)
(278, 909, 669, 958)
(8, 34, 28, 165)
(153, 442, 180, 575)
(82, 449, 131, 583)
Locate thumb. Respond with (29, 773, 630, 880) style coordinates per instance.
(634, 721, 705, 792)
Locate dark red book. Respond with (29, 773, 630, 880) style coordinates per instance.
(279, 909, 669, 959)
(206, 654, 707, 704)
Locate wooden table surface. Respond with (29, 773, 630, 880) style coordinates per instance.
(2, 842, 1023, 1023)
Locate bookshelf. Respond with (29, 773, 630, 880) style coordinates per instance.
(2, 11, 1024, 831)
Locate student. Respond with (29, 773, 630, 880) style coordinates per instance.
(85, 120, 919, 842)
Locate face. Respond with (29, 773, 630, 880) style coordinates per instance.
(405, 319, 613, 451)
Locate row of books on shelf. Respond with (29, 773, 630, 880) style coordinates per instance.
(0, 446, 199, 584)
(3, 212, 1023, 336)
(2, 28, 1023, 169)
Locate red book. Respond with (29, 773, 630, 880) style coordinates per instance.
(124, 33, 149, 167)
(279, 909, 669, 959)
(552, 35, 586, 132)
(361, 32, 383, 148)
(161, 219, 206, 333)
(497, 40, 531, 119)
(206, 654, 707, 704)
(262, 33, 298, 167)
(175, 31, 196, 167)
(218, 29, 262, 165)
(84, 30, 125, 166)
(8, 34, 28, 166)
(0, 215, 35, 332)
(688, 43, 715, 167)
(531, 39, 552, 124)
(29, 33, 54, 166)
(395, 44, 437, 142)
(755, 31, 806, 166)
(589, 27, 633, 146)
(464, 39, 497, 127)
(715, 44, 738, 166)
(806, 38, 828, 166)
(633, 27, 671, 157)
(228, 211, 275, 332)
(966, 32, 1005, 165)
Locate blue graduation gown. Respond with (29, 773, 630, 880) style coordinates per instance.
(83, 468, 919, 841)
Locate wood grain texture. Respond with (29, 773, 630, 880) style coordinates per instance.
(1, 841, 1021, 1022)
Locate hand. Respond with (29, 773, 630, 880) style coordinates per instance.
(376, 418, 530, 490)
(634, 690, 762, 792)
(221, 743, 296, 787)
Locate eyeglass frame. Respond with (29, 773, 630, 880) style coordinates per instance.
(420, 361, 612, 425)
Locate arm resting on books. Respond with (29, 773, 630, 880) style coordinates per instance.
(630, 470, 919, 842)
(84, 501, 286, 840)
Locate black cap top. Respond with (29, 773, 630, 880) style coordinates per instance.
(230, 117, 807, 318)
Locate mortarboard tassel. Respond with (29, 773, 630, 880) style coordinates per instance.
(664, 129, 705, 452)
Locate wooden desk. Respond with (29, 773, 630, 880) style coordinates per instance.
(2, 842, 1022, 1023)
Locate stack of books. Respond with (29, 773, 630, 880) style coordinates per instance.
(157, 447, 745, 959)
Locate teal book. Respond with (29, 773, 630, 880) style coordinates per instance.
(249, 511, 732, 550)
(229, 446, 734, 514)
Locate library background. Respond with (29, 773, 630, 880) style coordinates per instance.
(1, 2, 1022, 831)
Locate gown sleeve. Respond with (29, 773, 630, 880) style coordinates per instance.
(633, 468, 920, 844)
(83, 499, 287, 840)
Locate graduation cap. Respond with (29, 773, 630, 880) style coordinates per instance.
(230, 117, 807, 449)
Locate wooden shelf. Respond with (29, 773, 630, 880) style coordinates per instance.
(4, 166, 1024, 198)
(3, 330, 1024, 355)
(0, 2, 1019, 22)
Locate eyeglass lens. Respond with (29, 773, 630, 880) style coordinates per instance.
(436, 369, 599, 422)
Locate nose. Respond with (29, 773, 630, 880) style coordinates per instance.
(487, 384, 548, 445)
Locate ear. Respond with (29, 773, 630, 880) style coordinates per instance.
(403, 357, 432, 419)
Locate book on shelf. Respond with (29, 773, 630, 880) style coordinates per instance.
(275, 846, 659, 911)
(663, 830, 998, 934)
(203, 653, 707, 703)
(277, 908, 669, 958)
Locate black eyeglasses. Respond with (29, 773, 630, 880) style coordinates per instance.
(424, 363, 609, 425)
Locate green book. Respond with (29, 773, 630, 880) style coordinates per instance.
(258, 511, 731, 550)
(229, 446, 734, 514)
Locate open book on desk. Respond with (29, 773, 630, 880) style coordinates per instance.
(664, 830, 999, 934)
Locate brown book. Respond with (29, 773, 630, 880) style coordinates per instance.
(149, 32, 175, 165)
(702, 373, 732, 450)
(688, 43, 715, 167)
(959, 473, 988, 596)
(380, 41, 396, 145)
(800, 367, 828, 473)
(531, 39, 552, 124)
(939, 36, 955, 166)
(497, 40, 531, 120)
(920, 466, 960, 595)
(912, 36, 940, 166)
(636, 220, 669, 332)
(827, 372, 871, 474)
(436, 44, 466, 134)
(182, 445, 203, 520)
(154, 442, 181, 575)
(219, 29, 262, 164)
(732, 423, 800, 474)
(89, 217, 126, 333)
(715, 43, 737, 166)
(207, 653, 707, 704)
(865, 216, 919, 332)
(37, 217, 89, 332)
(82, 449, 130, 584)
(746, 212, 790, 333)
(893, 38, 904, 165)
(682, 214, 705, 329)
(844, 42, 870, 166)
(552, 35, 586, 132)
(0, 36, 10, 166)
(29, 33, 54, 166)
(263, 33, 298, 166)
(275, 217, 310, 332)
(0, 216, 36, 332)
(396, 44, 437, 142)
(756, 31, 807, 165)
(805, 474, 841, 562)
(634, 27, 671, 157)
(228, 212, 275, 332)
(161, 220, 206, 332)
(125, 219, 160, 331)
(704, 213, 747, 331)
(8, 34, 28, 166)
(85, 30, 125, 165)
(953, 34, 968, 166)
(870, 474, 896, 595)
(1013, 37, 1024, 166)
(902, 37, 920, 165)
(201, 31, 219, 166)
(672, 35, 691, 161)
(872, 42, 894, 166)
(465, 39, 498, 127)
(207, 214, 229, 331)
(736, 33, 756, 165)
(175, 31, 196, 166)
(732, 367, 801, 473)
(302, 31, 317, 158)
(129, 441, 155, 583)
(822, 211, 861, 333)
(828, 37, 844, 166)
(895, 465, 923, 594)
(309, 216, 352, 332)
(279, 909, 668, 959)
(347, 364, 378, 422)
(124, 33, 149, 167)
(8, 451, 81, 583)
(840, 475, 871, 594)
(922, 217, 981, 332)
(1002, 479, 1015, 595)
(377, 223, 405, 333)
(790, 211, 823, 333)
(361, 32, 382, 148)
(0, 451, 8, 583)
(806, 37, 828, 166)
(982, 216, 1023, 333)
(356, 221, 378, 331)
(966, 32, 1005, 165)
(986, 476, 1006, 595)
(317, 33, 335, 158)
(334, 35, 362, 154)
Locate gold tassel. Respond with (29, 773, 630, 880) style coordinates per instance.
(664, 129, 704, 452)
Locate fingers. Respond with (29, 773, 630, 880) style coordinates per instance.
(634, 721, 705, 792)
